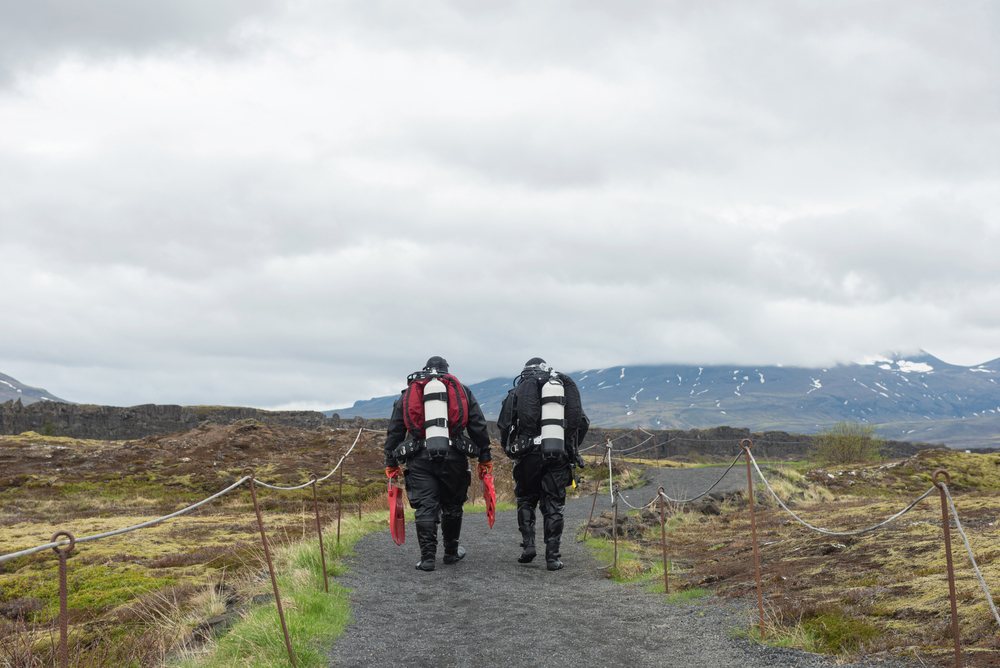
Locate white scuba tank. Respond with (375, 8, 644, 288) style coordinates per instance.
(423, 377, 451, 456)
(540, 372, 565, 458)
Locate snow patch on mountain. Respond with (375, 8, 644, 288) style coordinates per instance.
(898, 360, 933, 373)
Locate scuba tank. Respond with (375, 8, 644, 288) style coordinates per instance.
(423, 377, 451, 458)
(539, 370, 566, 458)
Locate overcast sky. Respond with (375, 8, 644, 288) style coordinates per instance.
(2, 1, 999, 410)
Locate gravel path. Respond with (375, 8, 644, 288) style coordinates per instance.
(327, 463, 916, 668)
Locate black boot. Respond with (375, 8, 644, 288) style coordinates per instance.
(543, 512, 564, 571)
(545, 539, 563, 571)
(517, 505, 537, 563)
(441, 516, 466, 564)
(415, 521, 437, 571)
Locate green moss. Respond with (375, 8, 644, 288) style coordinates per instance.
(1, 564, 177, 621)
(801, 609, 881, 654)
(667, 587, 710, 603)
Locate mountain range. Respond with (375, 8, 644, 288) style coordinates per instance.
(0, 372, 68, 405)
(5, 351, 999, 449)
(328, 352, 1000, 449)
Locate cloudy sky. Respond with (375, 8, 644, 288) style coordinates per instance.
(2, 1, 999, 410)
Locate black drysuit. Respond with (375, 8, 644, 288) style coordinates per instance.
(498, 373, 588, 565)
(384, 384, 491, 562)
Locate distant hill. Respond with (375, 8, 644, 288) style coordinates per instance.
(327, 352, 1000, 448)
(0, 372, 69, 406)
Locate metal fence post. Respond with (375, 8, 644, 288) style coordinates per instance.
(243, 468, 296, 667)
(934, 470, 963, 668)
(741, 439, 765, 639)
(658, 487, 668, 594)
(337, 456, 344, 546)
(51, 531, 75, 668)
(310, 474, 329, 593)
(583, 439, 611, 540)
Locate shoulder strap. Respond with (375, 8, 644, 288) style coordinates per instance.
(403, 378, 429, 435)
(439, 374, 469, 432)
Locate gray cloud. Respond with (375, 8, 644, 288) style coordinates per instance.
(2, 1, 999, 409)
(0, 1, 286, 84)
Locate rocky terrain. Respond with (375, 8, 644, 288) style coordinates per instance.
(0, 399, 388, 441)
(1, 399, 940, 462)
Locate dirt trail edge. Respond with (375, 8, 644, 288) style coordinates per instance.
(327, 465, 917, 668)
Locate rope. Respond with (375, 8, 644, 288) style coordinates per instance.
(747, 450, 936, 536)
(617, 435, 655, 455)
(584, 440, 1000, 633)
(0, 428, 366, 564)
(657, 453, 744, 503)
(616, 490, 657, 511)
(600, 428, 813, 446)
(255, 429, 363, 490)
(0, 476, 249, 564)
(635, 427, 813, 446)
(943, 484, 1000, 627)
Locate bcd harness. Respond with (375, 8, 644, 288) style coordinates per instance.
(502, 364, 583, 462)
(395, 370, 477, 460)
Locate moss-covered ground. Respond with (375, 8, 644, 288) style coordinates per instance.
(0, 424, 511, 665)
(581, 450, 1000, 667)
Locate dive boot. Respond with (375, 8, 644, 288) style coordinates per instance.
(518, 536, 536, 563)
(441, 516, 466, 565)
(415, 521, 437, 571)
(517, 505, 537, 563)
(545, 538, 563, 571)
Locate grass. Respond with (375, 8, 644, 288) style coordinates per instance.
(580, 450, 1000, 666)
(0, 563, 178, 622)
(666, 587, 710, 603)
(580, 536, 666, 584)
(179, 486, 511, 667)
(0, 427, 403, 665)
(175, 515, 372, 668)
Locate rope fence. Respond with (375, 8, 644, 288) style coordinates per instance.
(0, 427, 378, 667)
(8, 422, 997, 667)
(581, 436, 998, 668)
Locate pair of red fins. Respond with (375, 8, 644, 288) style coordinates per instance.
(388, 472, 495, 546)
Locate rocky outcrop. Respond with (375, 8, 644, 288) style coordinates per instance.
(1, 400, 946, 458)
(578, 425, 943, 461)
(0, 400, 346, 440)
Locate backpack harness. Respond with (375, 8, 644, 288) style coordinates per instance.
(396, 370, 475, 459)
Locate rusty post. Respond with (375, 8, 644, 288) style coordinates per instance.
(243, 468, 296, 667)
(741, 439, 765, 639)
(310, 474, 329, 593)
(583, 440, 610, 540)
(612, 486, 619, 571)
(51, 530, 75, 668)
(658, 486, 668, 594)
(934, 470, 963, 668)
(337, 454, 344, 546)
(358, 447, 363, 522)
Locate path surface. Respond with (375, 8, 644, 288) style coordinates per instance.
(328, 463, 915, 668)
